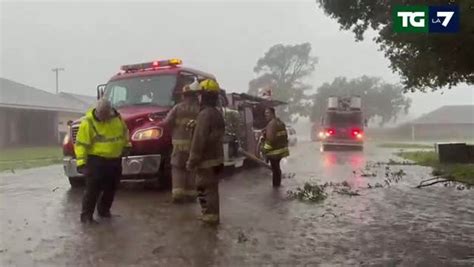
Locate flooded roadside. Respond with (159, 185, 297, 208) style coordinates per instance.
(1, 142, 473, 266)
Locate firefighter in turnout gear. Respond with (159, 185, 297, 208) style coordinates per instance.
(74, 99, 131, 224)
(162, 81, 200, 203)
(263, 107, 289, 187)
(186, 79, 225, 225)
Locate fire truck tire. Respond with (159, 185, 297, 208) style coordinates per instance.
(68, 177, 85, 187)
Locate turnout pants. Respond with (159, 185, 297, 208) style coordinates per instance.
(269, 157, 282, 187)
(195, 167, 220, 223)
(81, 155, 121, 220)
(171, 166, 196, 202)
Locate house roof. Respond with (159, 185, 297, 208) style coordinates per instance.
(58, 92, 96, 111)
(0, 78, 89, 113)
(412, 105, 474, 125)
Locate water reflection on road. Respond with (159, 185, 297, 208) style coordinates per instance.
(0, 142, 473, 266)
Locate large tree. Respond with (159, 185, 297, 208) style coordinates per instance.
(311, 76, 412, 126)
(317, 0, 474, 91)
(249, 43, 318, 123)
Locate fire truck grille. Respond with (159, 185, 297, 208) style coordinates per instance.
(71, 126, 79, 143)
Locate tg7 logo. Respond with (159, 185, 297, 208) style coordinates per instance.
(393, 5, 460, 33)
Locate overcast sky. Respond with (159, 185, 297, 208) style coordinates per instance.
(1, 0, 473, 118)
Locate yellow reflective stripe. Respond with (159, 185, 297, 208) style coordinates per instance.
(200, 214, 219, 223)
(172, 139, 191, 145)
(199, 159, 223, 168)
(264, 143, 272, 150)
(174, 144, 190, 152)
(173, 139, 191, 152)
(172, 189, 197, 197)
(93, 135, 124, 143)
(266, 147, 290, 156)
(276, 130, 287, 137)
(86, 117, 127, 143)
(172, 188, 186, 196)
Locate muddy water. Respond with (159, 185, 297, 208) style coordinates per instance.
(0, 142, 473, 266)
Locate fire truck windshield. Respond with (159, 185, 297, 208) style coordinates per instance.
(325, 112, 362, 126)
(104, 74, 177, 107)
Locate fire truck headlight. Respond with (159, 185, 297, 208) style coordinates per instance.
(132, 127, 162, 141)
(318, 131, 326, 139)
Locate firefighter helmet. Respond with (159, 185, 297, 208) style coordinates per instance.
(199, 79, 220, 93)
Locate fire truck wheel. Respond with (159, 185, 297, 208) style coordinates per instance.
(68, 177, 85, 187)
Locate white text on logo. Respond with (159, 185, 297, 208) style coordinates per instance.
(433, 11, 454, 27)
(397, 11, 426, 27)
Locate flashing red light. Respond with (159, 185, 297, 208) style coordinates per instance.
(326, 129, 335, 136)
(352, 128, 363, 139)
(121, 59, 182, 72)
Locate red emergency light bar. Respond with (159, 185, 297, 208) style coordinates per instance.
(121, 58, 182, 72)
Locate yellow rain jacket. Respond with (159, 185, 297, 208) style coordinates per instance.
(74, 109, 131, 167)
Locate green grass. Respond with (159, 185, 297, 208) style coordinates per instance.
(378, 143, 434, 149)
(0, 146, 62, 172)
(397, 151, 474, 185)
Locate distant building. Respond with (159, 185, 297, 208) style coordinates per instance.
(0, 78, 95, 148)
(57, 92, 96, 139)
(407, 105, 474, 140)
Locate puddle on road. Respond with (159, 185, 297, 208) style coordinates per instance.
(1, 143, 473, 266)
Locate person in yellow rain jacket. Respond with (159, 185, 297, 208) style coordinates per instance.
(161, 81, 200, 203)
(74, 99, 131, 224)
(187, 79, 225, 225)
(262, 107, 289, 187)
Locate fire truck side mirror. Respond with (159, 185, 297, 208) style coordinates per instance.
(96, 84, 106, 99)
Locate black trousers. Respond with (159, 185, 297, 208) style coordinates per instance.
(269, 158, 282, 187)
(81, 155, 121, 219)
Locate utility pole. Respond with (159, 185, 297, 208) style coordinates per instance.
(51, 67, 65, 94)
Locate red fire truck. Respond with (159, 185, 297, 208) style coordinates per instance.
(64, 59, 227, 187)
(62, 59, 284, 187)
(318, 96, 366, 151)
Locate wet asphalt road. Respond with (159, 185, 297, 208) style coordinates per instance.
(1, 142, 473, 266)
